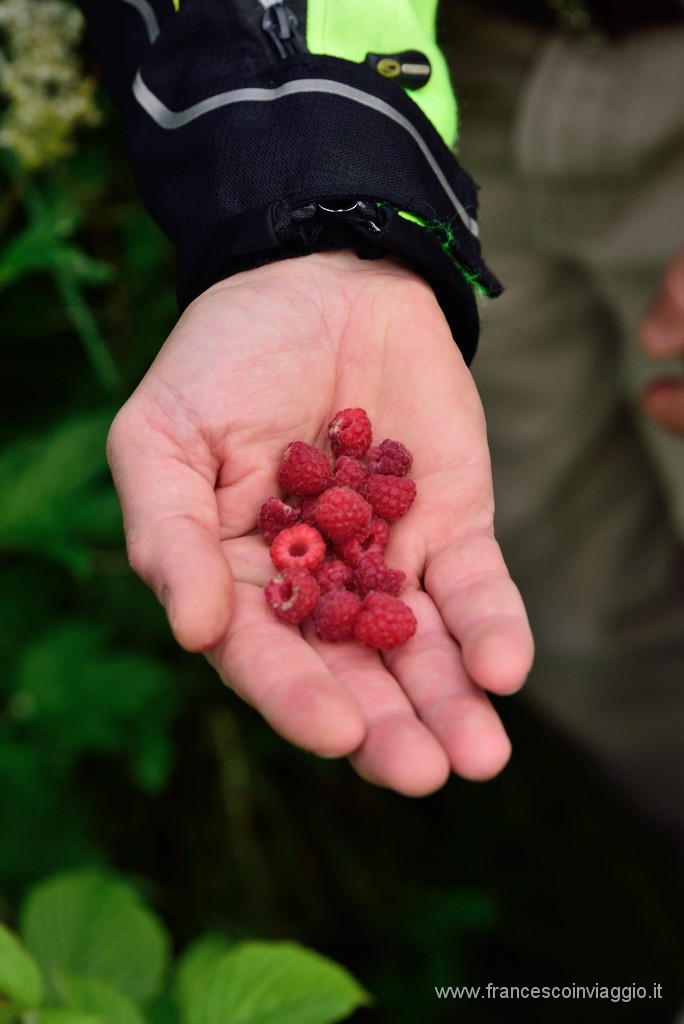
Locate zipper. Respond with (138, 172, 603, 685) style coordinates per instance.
(262, 2, 309, 59)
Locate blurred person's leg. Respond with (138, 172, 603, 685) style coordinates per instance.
(445, 7, 684, 837)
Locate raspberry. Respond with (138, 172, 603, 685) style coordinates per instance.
(367, 439, 413, 477)
(332, 455, 368, 491)
(332, 536, 362, 566)
(364, 516, 390, 552)
(328, 408, 372, 459)
(313, 559, 355, 594)
(354, 592, 417, 650)
(364, 474, 416, 521)
(331, 515, 385, 564)
(316, 486, 373, 543)
(313, 589, 362, 642)
(258, 497, 300, 545)
(354, 550, 405, 597)
(295, 497, 319, 527)
(262, 413, 418, 650)
(265, 567, 319, 624)
(278, 441, 331, 497)
(270, 524, 326, 571)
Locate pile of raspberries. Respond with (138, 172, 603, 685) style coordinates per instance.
(259, 408, 417, 650)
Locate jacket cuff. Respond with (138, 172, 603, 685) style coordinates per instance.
(126, 52, 500, 364)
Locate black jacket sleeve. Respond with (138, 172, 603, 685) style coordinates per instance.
(79, 0, 501, 363)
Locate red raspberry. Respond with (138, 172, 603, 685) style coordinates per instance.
(328, 408, 372, 459)
(278, 442, 331, 497)
(332, 535, 363, 566)
(313, 559, 354, 594)
(364, 475, 416, 521)
(295, 497, 319, 527)
(270, 524, 326, 571)
(258, 497, 300, 545)
(364, 516, 390, 552)
(332, 455, 368, 491)
(265, 567, 319, 624)
(354, 550, 405, 597)
(316, 486, 373, 543)
(354, 592, 417, 650)
(332, 516, 385, 565)
(313, 589, 362, 642)
(367, 439, 413, 477)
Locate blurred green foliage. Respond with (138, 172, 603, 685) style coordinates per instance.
(0, 105, 182, 893)
(1, 869, 369, 1022)
(1, 8, 684, 1024)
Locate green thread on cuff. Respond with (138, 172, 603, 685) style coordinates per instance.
(396, 209, 425, 227)
(394, 206, 490, 297)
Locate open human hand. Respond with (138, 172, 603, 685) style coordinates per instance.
(640, 248, 684, 435)
(107, 250, 533, 795)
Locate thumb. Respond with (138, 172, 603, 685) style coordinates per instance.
(107, 410, 234, 652)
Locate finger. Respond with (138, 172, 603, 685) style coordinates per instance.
(349, 713, 451, 796)
(640, 255, 684, 357)
(210, 581, 366, 758)
(642, 379, 684, 436)
(107, 412, 234, 652)
(302, 623, 451, 796)
(425, 530, 534, 695)
(213, 443, 287, 540)
(384, 590, 512, 780)
(641, 308, 684, 358)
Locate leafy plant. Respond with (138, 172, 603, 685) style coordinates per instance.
(0, 871, 370, 1024)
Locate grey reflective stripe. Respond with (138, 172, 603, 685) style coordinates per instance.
(132, 71, 479, 238)
(121, 0, 160, 43)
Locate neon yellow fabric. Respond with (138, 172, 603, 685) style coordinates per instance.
(306, 0, 457, 146)
(172, 0, 179, 9)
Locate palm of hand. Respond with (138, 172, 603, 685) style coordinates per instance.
(108, 252, 533, 795)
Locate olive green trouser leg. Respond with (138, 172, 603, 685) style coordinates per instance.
(445, 8, 684, 836)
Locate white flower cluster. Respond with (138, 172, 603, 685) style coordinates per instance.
(0, 0, 101, 170)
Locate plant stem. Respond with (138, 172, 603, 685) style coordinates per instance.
(53, 262, 125, 395)
(19, 178, 125, 396)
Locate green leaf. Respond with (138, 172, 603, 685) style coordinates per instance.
(61, 975, 147, 1024)
(182, 941, 371, 1024)
(31, 1011, 100, 1024)
(20, 871, 170, 1005)
(128, 730, 174, 795)
(0, 739, 101, 888)
(0, 410, 120, 571)
(145, 990, 181, 1024)
(175, 934, 235, 1014)
(14, 622, 174, 759)
(0, 411, 111, 520)
(11, 620, 178, 798)
(0, 920, 43, 1009)
(0, 218, 113, 288)
(0, 186, 113, 290)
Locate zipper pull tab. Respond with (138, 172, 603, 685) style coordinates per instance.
(262, 3, 309, 59)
